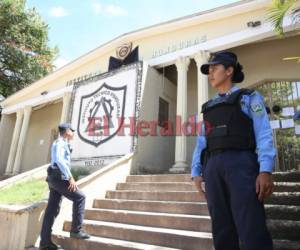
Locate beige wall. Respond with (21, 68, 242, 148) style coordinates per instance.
(0, 114, 16, 174)
(137, 8, 267, 60)
(232, 35, 300, 88)
(21, 101, 62, 172)
(132, 66, 177, 174)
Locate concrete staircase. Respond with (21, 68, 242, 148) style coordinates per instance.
(266, 172, 300, 250)
(53, 172, 300, 250)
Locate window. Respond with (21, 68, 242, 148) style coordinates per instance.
(158, 97, 169, 127)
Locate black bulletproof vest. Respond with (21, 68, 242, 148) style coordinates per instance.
(201, 88, 256, 152)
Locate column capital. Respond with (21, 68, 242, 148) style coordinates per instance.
(61, 91, 72, 123)
(23, 105, 32, 115)
(175, 56, 190, 72)
(194, 51, 210, 67)
(16, 109, 24, 117)
(63, 91, 72, 100)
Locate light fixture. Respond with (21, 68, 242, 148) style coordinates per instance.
(283, 57, 300, 62)
(247, 21, 261, 28)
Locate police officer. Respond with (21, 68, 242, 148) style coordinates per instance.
(39, 123, 90, 250)
(191, 51, 276, 250)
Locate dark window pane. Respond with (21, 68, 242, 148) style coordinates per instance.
(158, 97, 169, 127)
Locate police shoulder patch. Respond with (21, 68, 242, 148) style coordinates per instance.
(250, 102, 264, 116)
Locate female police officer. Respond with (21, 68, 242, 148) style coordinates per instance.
(191, 51, 276, 250)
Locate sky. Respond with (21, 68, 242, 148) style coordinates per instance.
(26, 0, 238, 69)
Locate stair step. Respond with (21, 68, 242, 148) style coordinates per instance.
(52, 231, 180, 250)
(105, 190, 202, 202)
(273, 239, 300, 250)
(273, 172, 300, 182)
(266, 192, 300, 206)
(117, 182, 300, 192)
(126, 171, 300, 182)
(274, 182, 300, 192)
(93, 199, 209, 215)
(267, 220, 300, 241)
(116, 182, 196, 191)
(63, 220, 213, 250)
(85, 208, 211, 232)
(126, 174, 191, 183)
(265, 204, 300, 220)
(126, 172, 300, 183)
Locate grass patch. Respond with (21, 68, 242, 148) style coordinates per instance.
(0, 178, 48, 205)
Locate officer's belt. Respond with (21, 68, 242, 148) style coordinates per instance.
(47, 164, 62, 179)
(52, 163, 60, 169)
(208, 149, 255, 158)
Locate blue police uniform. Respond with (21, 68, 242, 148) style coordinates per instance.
(50, 138, 73, 180)
(40, 136, 86, 247)
(191, 85, 276, 250)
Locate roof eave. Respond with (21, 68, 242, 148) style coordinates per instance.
(3, 0, 270, 106)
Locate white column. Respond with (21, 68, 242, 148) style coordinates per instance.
(0, 114, 8, 174)
(5, 109, 24, 174)
(170, 56, 190, 173)
(12, 106, 32, 174)
(0, 114, 8, 154)
(194, 51, 210, 115)
(60, 92, 72, 123)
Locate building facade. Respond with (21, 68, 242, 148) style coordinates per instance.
(0, 0, 300, 176)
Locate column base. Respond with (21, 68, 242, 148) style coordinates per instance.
(169, 162, 189, 174)
(3, 172, 15, 180)
(4, 172, 14, 177)
(4, 171, 19, 177)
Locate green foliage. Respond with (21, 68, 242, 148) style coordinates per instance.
(268, 0, 300, 36)
(71, 167, 90, 181)
(0, 178, 48, 205)
(276, 128, 300, 171)
(0, 0, 58, 97)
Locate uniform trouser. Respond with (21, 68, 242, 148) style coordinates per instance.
(203, 150, 273, 250)
(40, 177, 86, 246)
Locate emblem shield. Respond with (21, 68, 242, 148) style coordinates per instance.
(77, 82, 127, 147)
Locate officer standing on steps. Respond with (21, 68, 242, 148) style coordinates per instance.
(191, 51, 276, 250)
(39, 123, 90, 250)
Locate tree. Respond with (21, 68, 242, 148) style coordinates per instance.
(0, 0, 58, 97)
(268, 0, 300, 36)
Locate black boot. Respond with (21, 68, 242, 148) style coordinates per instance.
(39, 241, 62, 250)
(70, 230, 90, 239)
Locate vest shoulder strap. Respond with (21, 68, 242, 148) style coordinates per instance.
(201, 88, 254, 113)
(201, 99, 213, 113)
(227, 88, 254, 104)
